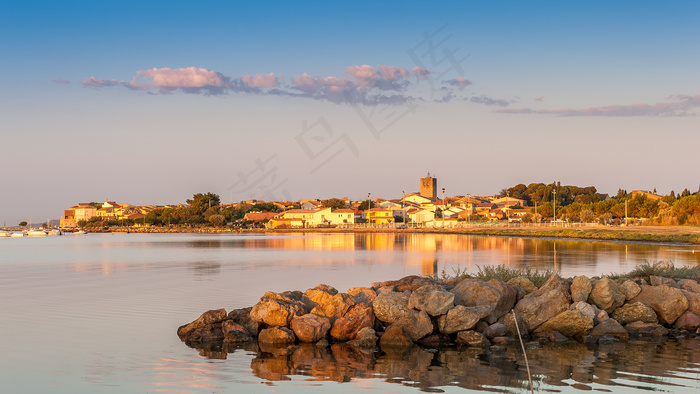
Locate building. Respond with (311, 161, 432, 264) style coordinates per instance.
(364, 208, 395, 225)
(420, 172, 438, 200)
(631, 190, 663, 201)
(60, 203, 98, 228)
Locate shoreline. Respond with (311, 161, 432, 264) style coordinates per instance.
(96, 225, 700, 246)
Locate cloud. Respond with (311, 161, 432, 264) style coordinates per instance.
(534, 96, 544, 102)
(137, 67, 233, 94)
(413, 67, 431, 80)
(445, 77, 472, 88)
(469, 94, 512, 107)
(378, 65, 409, 81)
(240, 73, 279, 89)
(344, 65, 378, 86)
(51, 77, 70, 84)
(496, 94, 700, 117)
(82, 77, 126, 88)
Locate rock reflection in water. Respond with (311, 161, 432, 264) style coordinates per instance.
(186, 336, 700, 392)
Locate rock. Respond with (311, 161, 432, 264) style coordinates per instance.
(330, 303, 374, 341)
(590, 319, 628, 341)
(653, 260, 674, 272)
(456, 330, 490, 347)
(650, 276, 679, 288)
(681, 289, 700, 314)
(611, 302, 658, 325)
(346, 327, 378, 348)
(258, 327, 296, 344)
(310, 293, 356, 324)
(679, 279, 700, 294)
(630, 285, 689, 325)
(483, 323, 507, 339)
(228, 307, 260, 337)
(594, 308, 610, 325)
(532, 330, 569, 343)
(417, 334, 452, 346)
(373, 275, 432, 292)
(376, 286, 396, 295)
(347, 287, 377, 304)
(450, 279, 516, 324)
(588, 278, 625, 313)
(302, 284, 338, 310)
(372, 292, 410, 324)
(408, 284, 454, 316)
(491, 336, 514, 345)
(569, 301, 596, 319)
(379, 325, 413, 347)
(618, 280, 641, 300)
(261, 291, 307, 311)
(177, 308, 227, 339)
(570, 276, 592, 302)
(512, 286, 528, 301)
(507, 277, 537, 294)
(625, 321, 669, 337)
(250, 298, 305, 327)
(474, 320, 489, 333)
(393, 309, 434, 341)
(674, 311, 700, 330)
(290, 314, 331, 343)
(513, 274, 570, 332)
(502, 312, 530, 338)
(438, 305, 491, 335)
(222, 320, 253, 343)
(533, 310, 594, 339)
(187, 323, 225, 342)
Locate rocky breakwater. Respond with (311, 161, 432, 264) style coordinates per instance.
(178, 263, 700, 350)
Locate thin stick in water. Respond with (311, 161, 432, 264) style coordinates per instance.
(512, 309, 534, 394)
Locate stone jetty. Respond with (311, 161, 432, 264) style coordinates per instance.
(178, 262, 700, 349)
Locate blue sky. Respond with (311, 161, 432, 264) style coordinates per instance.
(1, 1, 699, 225)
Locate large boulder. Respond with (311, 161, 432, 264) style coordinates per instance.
(588, 278, 625, 313)
(533, 310, 594, 339)
(629, 285, 689, 325)
(681, 289, 700, 314)
(373, 292, 410, 324)
(310, 293, 356, 324)
(456, 330, 490, 347)
(379, 325, 413, 347)
(680, 279, 700, 294)
(650, 276, 679, 288)
(393, 309, 434, 341)
(186, 323, 225, 342)
(674, 311, 700, 330)
(290, 314, 331, 343)
(451, 279, 516, 323)
(507, 277, 537, 294)
(330, 303, 374, 341)
(501, 312, 530, 338)
(513, 274, 570, 332)
(222, 320, 253, 343)
(347, 287, 377, 305)
(302, 284, 338, 311)
(228, 307, 260, 337)
(611, 302, 658, 325)
(590, 319, 628, 342)
(408, 284, 454, 316)
(618, 280, 641, 300)
(177, 308, 228, 339)
(438, 305, 491, 335)
(250, 298, 305, 327)
(372, 275, 432, 292)
(258, 327, 296, 344)
(625, 321, 669, 337)
(570, 276, 592, 302)
(483, 323, 507, 339)
(569, 301, 596, 319)
(347, 327, 378, 348)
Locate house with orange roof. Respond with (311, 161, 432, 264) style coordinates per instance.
(364, 208, 395, 225)
(267, 218, 304, 229)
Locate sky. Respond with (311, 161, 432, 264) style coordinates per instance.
(1, 1, 699, 226)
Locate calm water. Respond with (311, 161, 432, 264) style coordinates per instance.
(1, 233, 699, 393)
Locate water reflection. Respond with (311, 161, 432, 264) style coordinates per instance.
(186, 337, 700, 393)
(152, 233, 700, 278)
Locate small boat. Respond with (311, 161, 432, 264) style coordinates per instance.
(11, 232, 26, 237)
(73, 230, 87, 235)
(0, 231, 11, 237)
(27, 229, 48, 237)
(47, 229, 62, 236)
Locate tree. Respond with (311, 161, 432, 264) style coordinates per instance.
(207, 214, 226, 226)
(250, 202, 278, 212)
(321, 198, 347, 209)
(19, 221, 27, 227)
(77, 220, 87, 228)
(187, 192, 220, 214)
(580, 209, 595, 223)
(357, 200, 375, 210)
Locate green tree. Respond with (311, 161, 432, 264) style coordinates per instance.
(186, 192, 220, 214)
(250, 202, 278, 212)
(207, 214, 226, 226)
(358, 200, 375, 210)
(77, 220, 87, 227)
(19, 221, 27, 227)
(580, 209, 595, 223)
(321, 198, 347, 209)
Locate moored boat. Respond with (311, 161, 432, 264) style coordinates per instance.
(27, 229, 48, 236)
(11, 232, 26, 237)
(0, 231, 11, 237)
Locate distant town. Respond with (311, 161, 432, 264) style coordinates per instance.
(48, 173, 700, 231)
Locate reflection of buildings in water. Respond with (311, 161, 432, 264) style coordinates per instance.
(420, 257, 438, 277)
(191, 261, 221, 276)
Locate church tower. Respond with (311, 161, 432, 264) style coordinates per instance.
(420, 172, 438, 201)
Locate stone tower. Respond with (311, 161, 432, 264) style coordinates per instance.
(420, 172, 437, 200)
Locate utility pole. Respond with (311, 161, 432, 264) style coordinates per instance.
(441, 188, 445, 228)
(367, 193, 371, 226)
(625, 199, 628, 225)
(552, 189, 557, 226)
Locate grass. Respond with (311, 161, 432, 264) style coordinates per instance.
(435, 264, 556, 287)
(606, 262, 700, 280)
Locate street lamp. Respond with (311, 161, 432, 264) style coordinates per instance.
(467, 194, 471, 226)
(441, 188, 445, 228)
(367, 193, 371, 225)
